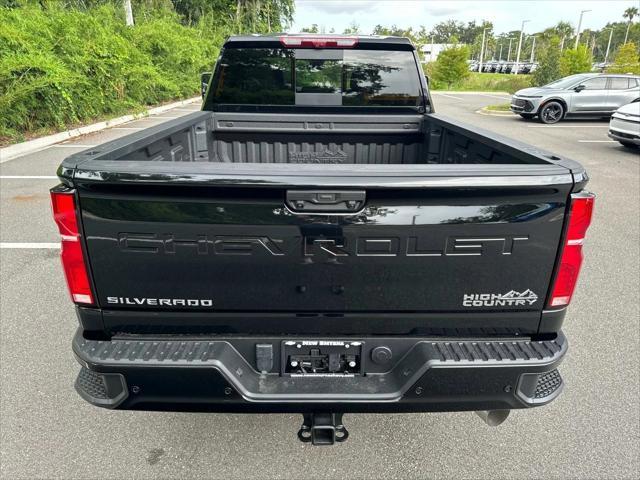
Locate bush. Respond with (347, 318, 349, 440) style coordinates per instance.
(559, 45, 592, 77)
(607, 42, 640, 74)
(0, 4, 220, 143)
(429, 72, 532, 93)
(432, 44, 470, 88)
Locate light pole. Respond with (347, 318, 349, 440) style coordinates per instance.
(507, 37, 514, 61)
(428, 35, 434, 62)
(574, 9, 591, 49)
(513, 20, 530, 75)
(604, 28, 614, 63)
(560, 35, 566, 52)
(499, 42, 503, 61)
(478, 27, 489, 73)
(529, 35, 537, 63)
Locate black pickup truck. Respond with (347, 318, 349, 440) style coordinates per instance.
(52, 35, 594, 445)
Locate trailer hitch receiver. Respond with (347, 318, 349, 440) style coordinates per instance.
(297, 413, 349, 445)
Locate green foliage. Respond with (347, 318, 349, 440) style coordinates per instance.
(429, 72, 532, 93)
(431, 44, 470, 88)
(607, 42, 640, 74)
(301, 23, 319, 33)
(533, 37, 562, 86)
(342, 21, 360, 34)
(0, 0, 294, 143)
(485, 103, 511, 111)
(559, 45, 593, 76)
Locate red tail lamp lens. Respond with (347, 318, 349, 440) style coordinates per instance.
(50, 190, 94, 305)
(548, 193, 595, 308)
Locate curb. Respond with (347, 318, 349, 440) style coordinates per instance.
(476, 107, 517, 117)
(0, 96, 201, 163)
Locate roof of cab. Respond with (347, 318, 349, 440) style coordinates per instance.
(224, 34, 415, 50)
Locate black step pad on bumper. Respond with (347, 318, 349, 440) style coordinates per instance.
(73, 329, 566, 411)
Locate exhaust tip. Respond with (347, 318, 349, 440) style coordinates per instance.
(475, 409, 510, 427)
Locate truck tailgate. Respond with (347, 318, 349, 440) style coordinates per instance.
(76, 166, 573, 317)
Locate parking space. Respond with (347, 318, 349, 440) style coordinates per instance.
(1, 95, 638, 479)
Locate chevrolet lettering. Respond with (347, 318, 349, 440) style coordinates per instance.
(117, 233, 529, 257)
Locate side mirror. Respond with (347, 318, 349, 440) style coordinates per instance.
(574, 84, 586, 92)
(201, 72, 212, 99)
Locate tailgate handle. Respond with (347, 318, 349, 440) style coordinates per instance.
(286, 190, 366, 213)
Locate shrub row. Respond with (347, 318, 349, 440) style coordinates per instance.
(0, 4, 222, 143)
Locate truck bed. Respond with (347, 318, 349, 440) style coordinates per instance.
(62, 111, 563, 166)
(58, 111, 585, 337)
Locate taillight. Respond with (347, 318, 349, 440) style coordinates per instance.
(50, 189, 94, 305)
(279, 35, 358, 48)
(547, 192, 595, 308)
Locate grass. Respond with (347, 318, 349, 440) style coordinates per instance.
(485, 103, 512, 112)
(432, 72, 533, 94)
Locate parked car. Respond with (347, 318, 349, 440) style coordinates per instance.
(54, 34, 593, 445)
(511, 73, 640, 123)
(503, 62, 515, 74)
(509, 63, 523, 74)
(608, 101, 640, 148)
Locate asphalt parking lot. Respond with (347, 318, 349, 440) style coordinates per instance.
(1, 94, 638, 479)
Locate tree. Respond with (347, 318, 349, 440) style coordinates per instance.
(607, 42, 640, 74)
(432, 42, 470, 88)
(468, 21, 494, 60)
(123, 0, 134, 26)
(429, 20, 465, 43)
(560, 44, 592, 76)
(371, 24, 428, 55)
(301, 23, 319, 33)
(342, 20, 360, 34)
(169, 0, 295, 32)
(623, 6, 639, 43)
(533, 37, 562, 85)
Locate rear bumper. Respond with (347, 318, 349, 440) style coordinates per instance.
(73, 328, 566, 414)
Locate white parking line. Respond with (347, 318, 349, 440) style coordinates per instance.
(433, 93, 463, 100)
(528, 125, 608, 128)
(578, 140, 616, 143)
(0, 176, 58, 179)
(0, 242, 59, 249)
(477, 94, 512, 100)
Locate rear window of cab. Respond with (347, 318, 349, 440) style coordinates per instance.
(207, 48, 422, 108)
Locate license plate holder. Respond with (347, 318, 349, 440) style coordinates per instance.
(281, 340, 363, 376)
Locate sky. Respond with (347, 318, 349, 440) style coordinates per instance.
(291, 0, 638, 34)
